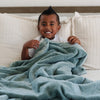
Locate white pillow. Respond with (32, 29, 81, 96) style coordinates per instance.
(72, 12, 100, 69)
(0, 14, 40, 67)
(57, 17, 72, 42)
(0, 14, 71, 67)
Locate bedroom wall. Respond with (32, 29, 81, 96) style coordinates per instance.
(0, 0, 100, 7)
(0, 0, 100, 17)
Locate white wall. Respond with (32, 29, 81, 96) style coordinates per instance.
(0, 0, 100, 7)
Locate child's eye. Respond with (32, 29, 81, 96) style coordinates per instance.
(50, 24, 54, 26)
(42, 23, 46, 26)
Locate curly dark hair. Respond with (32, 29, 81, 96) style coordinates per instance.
(38, 6, 60, 25)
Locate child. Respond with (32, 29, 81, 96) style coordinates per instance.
(21, 7, 81, 60)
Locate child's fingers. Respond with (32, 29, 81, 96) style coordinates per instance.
(67, 36, 72, 42)
(70, 38, 78, 44)
(68, 36, 81, 45)
(32, 40, 40, 49)
(71, 38, 81, 44)
(34, 43, 39, 49)
(68, 36, 75, 42)
(68, 36, 76, 43)
(33, 44, 39, 49)
(33, 46, 38, 49)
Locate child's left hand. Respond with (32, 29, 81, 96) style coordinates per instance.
(68, 36, 81, 45)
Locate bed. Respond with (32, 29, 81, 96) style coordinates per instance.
(0, 6, 100, 99)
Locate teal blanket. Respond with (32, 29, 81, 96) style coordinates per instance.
(0, 39, 100, 100)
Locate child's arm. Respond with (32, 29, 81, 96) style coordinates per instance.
(67, 36, 81, 45)
(21, 40, 39, 60)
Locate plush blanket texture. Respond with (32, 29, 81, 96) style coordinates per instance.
(0, 39, 100, 100)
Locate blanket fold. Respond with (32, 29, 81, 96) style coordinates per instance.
(0, 39, 100, 100)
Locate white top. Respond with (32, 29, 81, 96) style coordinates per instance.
(28, 35, 61, 57)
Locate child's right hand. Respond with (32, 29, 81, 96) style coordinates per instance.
(23, 40, 40, 49)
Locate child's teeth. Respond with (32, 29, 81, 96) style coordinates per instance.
(46, 32, 51, 33)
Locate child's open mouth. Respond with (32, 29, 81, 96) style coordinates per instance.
(45, 31, 52, 34)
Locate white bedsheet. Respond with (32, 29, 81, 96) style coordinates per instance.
(82, 69, 100, 81)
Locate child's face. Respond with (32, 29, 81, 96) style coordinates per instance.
(38, 14, 61, 39)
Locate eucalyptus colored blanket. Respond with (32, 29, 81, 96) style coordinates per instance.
(0, 39, 100, 100)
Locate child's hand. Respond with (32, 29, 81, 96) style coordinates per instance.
(23, 40, 40, 49)
(67, 36, 81, 45)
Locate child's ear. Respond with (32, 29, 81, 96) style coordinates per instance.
(58, 25, 61, 30)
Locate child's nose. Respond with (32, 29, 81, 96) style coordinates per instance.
(45, 25, 51, 30)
